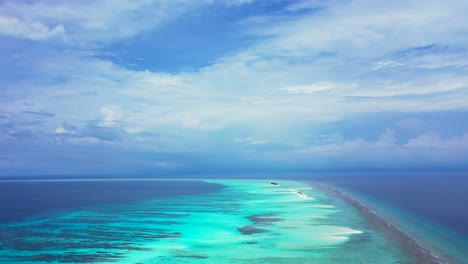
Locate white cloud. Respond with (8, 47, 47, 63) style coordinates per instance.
(99, 106, 124, 127)
(372, 60, 404, 70)
(406, 133, 468, 149)
(375, 128, 397, 147)
(346, 74, 468, 97)
(264, 0, 468, 55)
(69, 136, 102, 145)
(235, 137, 268, 145)
(0, 1, 175, 43)
(280, 82, 335, 94)
(297, 129, 468, 167)
(406, 52, 468, 69)
(285, 0, 330, 12)
(0, 0, 257, 44)
(54, 127, 74, 135)
(0, 16, 65, 40)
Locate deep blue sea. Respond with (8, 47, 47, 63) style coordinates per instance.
(311, 172, 468, 236)
(0, 179, 225, 263)
(0, 179, 221, 224)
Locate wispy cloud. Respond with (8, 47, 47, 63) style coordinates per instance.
(21, 111, 55, 117)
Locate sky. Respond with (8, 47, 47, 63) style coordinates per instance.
(1, 0, 468, 175)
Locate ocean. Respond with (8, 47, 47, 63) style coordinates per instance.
(0, 178, 412, 263)
(312, 172, 468, 263)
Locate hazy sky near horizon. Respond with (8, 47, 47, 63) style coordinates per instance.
(1, 0, 468, 175)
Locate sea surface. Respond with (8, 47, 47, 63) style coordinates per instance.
(0, 178, 412, 263)
(313, 172, 468, 263)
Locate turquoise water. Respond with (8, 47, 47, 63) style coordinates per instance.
(0, 179, 412, 263)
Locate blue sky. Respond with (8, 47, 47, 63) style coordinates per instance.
(1, 0, 468, 175)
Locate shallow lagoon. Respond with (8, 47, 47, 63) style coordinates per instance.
(0, 179, 412, 263)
